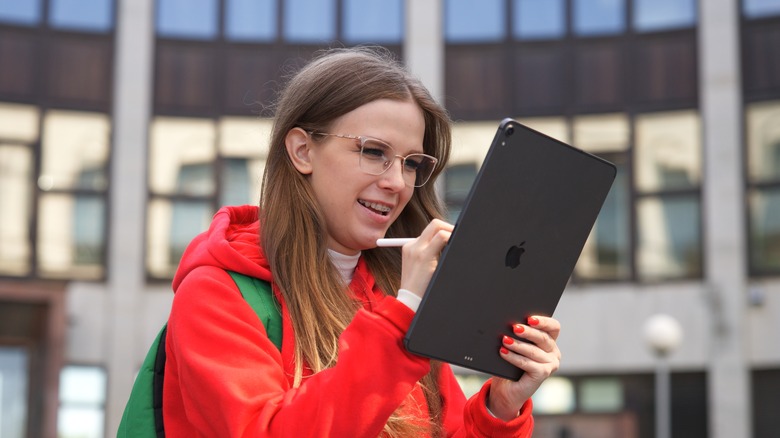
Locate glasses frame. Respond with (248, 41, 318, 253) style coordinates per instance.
(308, 132, 438, 187)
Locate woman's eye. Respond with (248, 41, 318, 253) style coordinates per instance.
(403, 159, 422, 171)
(361, 145, 387, 159)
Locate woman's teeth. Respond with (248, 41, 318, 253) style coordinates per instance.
(359, 200, 391, 215)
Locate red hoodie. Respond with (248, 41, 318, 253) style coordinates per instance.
(163, 205, 534, 437)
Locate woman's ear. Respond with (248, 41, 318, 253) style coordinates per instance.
(285, 127, 313, 175)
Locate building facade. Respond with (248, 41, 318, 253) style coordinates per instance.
(0, 0, 778, 437)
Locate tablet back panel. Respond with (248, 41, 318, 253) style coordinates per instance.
(404, 119, 616, 380)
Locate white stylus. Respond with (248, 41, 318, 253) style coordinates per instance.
(376, 238, 415, 247)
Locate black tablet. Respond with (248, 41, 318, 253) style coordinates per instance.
(404, 118, 616, 380)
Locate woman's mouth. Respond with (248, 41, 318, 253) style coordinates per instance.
(358, 199, 392, 216)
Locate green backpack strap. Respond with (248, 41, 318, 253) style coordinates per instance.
(117, 325, 167, 438)
(228, 271, 282, 350)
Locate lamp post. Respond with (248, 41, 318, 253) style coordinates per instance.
(643, 314, 683, 438)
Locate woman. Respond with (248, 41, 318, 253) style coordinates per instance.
(163, 47, 561, 437)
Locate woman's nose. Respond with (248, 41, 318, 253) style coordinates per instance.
(379, 156, 408, 189)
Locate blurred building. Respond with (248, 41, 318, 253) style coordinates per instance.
(0, 0, 778, 437)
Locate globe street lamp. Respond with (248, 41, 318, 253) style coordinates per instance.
(643, 314, 683, 438)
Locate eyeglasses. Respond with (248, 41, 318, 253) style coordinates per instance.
(309, 132, 438, 187)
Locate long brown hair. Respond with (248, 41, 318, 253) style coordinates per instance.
(260, 47, 452, 437)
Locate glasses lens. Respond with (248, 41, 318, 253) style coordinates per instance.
(405, 154, 437, 187)
(358, 138, 437, 187)
(359, 139, 393, 175)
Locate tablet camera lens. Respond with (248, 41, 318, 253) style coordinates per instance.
(505, 125, 515, 136)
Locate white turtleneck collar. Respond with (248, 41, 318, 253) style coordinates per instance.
(327, 248, 361, 285)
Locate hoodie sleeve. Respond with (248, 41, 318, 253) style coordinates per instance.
(163, 266, 433, 437)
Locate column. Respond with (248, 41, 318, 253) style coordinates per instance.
(699, 0, 751, 436)
(105, 0, 154, 434)
(404, 0, 444, 103)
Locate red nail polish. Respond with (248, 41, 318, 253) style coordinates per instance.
(500, 347, 509, 355)
(513, 324, 525, 334)
(528, 316, 540, 326)
(502, 335, 513, 345)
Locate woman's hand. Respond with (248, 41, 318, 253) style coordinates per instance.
(487, 315, 561, 421)
(398, 219, 454, 298)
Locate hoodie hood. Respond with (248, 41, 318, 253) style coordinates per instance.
(172, 205, 271, 293)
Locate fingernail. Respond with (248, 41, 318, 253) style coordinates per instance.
(513, 324, 525, 334)
(502, 335, 514, 345)
(500, 347, 509, 355)
(528, 316, 540, 326)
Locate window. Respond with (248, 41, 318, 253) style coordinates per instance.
(225, 0, 277, 41)
(633, 0, 696, 32)
(0, 0, 41, 25)
(533, 376, 576, 414)
(147, 116, 270, 279)
(1, 104, 111, 280)
(513, 0, 565, 40)
(0, 346, 29, 438)
(50, 0, 114, 32)
(445, 0, 505, 42)
(38, 110, 110, 280)
(747, 100, 780, 274)
(342, 0, 403, 44)
(0, 103, 37, 276)
(156, 0, 219, 39)
(446, 122, 498, 222)
(534, 376, 626, 415)
(573, 114, 631, 281)
(283, 0, 336, 43)
(635, 110, 701, 281)
(743, 0, 780, 18)
(572, 0, 626, 36)
(57, 365, 106, 438)
(579, 378, 623, 413)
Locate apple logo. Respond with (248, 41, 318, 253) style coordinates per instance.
(505, 241, 526, 269)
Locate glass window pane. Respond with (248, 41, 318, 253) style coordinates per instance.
(576, 154, 630, 280)
(746, 100, 780, 183)
(0, 103, 39, 142)
(635, 110, 701, 192)
(343, 0, 403, 44)
(444, 163, 478, 222)
(451, 121, 499, 165)
(50, 0, 114, 32)
(38, 193, 105, 279)
(533, 377, 576, 414)
(637, 196, 701, 281)
(633, 0, 695, 32)
(516, 117, 569, 144)
(580, 378, 623, 413)
(225, 0, 277, 41)
(57, 407, 104, 438)
(147, 198, 213, 278)
(0, 347, 28, 438)
(60, 366, 106, 404)
(0, 0, 41, 25)
(573, 113, 629, 153)
(0, 145, 33, 276)
(743, 0, 780, 18)
(445, 0, 505, 43)
(283, 0, 336, 43)
(513, 0, 565, 40)
(40, 110, 110, 192)
(454, 372, 489, 398)
(749, 188, 780, 272)
(573, 0, 625, 36)
(219, 117, 270, 206)
(149, 117, 216, 196)
(157, 0, 218, 39)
